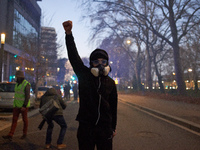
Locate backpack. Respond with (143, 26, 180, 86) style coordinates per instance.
(39, 95, 60, 121)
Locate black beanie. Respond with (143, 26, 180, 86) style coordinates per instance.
(89, 49, 109, 67)
(90, 48, 108, 61)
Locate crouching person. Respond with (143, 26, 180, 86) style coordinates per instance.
(40, 88, 67, 149)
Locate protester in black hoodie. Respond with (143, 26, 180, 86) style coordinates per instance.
(63, 20, 118, 150)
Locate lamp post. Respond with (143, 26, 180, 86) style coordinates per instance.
(0, 33, 5, 82)
(188, 68, 193, 89)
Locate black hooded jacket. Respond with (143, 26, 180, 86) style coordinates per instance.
(65, 34, 118, 131)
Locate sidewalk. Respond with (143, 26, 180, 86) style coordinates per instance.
(119, 94, 200, 134)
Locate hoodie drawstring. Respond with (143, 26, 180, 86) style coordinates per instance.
(95, 77, 101, 125)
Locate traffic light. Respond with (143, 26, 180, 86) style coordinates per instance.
(71, 74, 77, 81)
(9, 75, 15, 81)
(14, 54, 17, 58)
(71, 75, 75, 81)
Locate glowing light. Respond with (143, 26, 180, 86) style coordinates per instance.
(115, 78, 118, 84)
(1, 33, 5, 44)
(126, 40, 131, 44)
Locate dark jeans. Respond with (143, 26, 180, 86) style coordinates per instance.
(77, 124, 113, 150)
(46, 115, 67, 144)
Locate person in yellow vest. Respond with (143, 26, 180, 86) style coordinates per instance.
(2, 70, 31, 141)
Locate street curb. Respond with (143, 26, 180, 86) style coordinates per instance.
(119, 99, 200, 134)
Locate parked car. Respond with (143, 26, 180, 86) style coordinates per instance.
(36, 86, 51, 100)
(0, 82, 36, 109)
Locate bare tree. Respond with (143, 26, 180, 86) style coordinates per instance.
(181, 25, 200, 91)
(98, 36, 133, 89)
(143, 0, 200, 95)
(78, 1, 147, 91)
(79, 0, 200, 95)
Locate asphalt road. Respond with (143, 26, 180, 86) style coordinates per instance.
(0, 97, 200, 150)
(114, 101, 200, 150)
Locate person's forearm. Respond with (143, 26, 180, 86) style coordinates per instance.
(65, 31, 72, 35)
(65, 33, 84, 73)
(65, 33, 78, 59)
(23, 85, 30, 107)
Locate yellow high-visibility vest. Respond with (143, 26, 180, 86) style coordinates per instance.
(14, 80, 30, 108)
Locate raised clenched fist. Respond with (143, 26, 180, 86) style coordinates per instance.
(62, 20, 72, 34)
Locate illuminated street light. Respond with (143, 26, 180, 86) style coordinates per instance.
(1, 33, 5, 44)
(188, 68, 193, 89)
(0, 33, 6, 82)
(126, 39, 131, 45)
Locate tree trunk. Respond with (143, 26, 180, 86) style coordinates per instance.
(132, 74, 138, 91)
(193, 67, 199, 92)
(146, 45, 152, 91)
(153, 58, 165, 93)
(135, 57, 142, 91)
(168, 2, 186, 95)
(173, 43, 186, 95)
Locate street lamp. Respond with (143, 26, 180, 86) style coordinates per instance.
(188, 68, 192, 72)
(1, 33, 5, 44)
(188, 68, 193, 89)
(0, 33, 6, 82)
(126, 39, 131, 45)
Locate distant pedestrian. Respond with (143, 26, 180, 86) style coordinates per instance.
(31, 81, 36, 92)
(2, 70, 31, 141)
(63, 20, 118, 150)
(64, 82, 71, 100)
(73, 82, 78, 101)
(40, 88, 67, 149)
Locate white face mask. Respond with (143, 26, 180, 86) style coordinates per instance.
(91, 66, 110, 77)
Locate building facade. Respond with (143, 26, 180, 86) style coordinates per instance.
(0, 0, 41, 82)
(40, 26, 58, 86)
